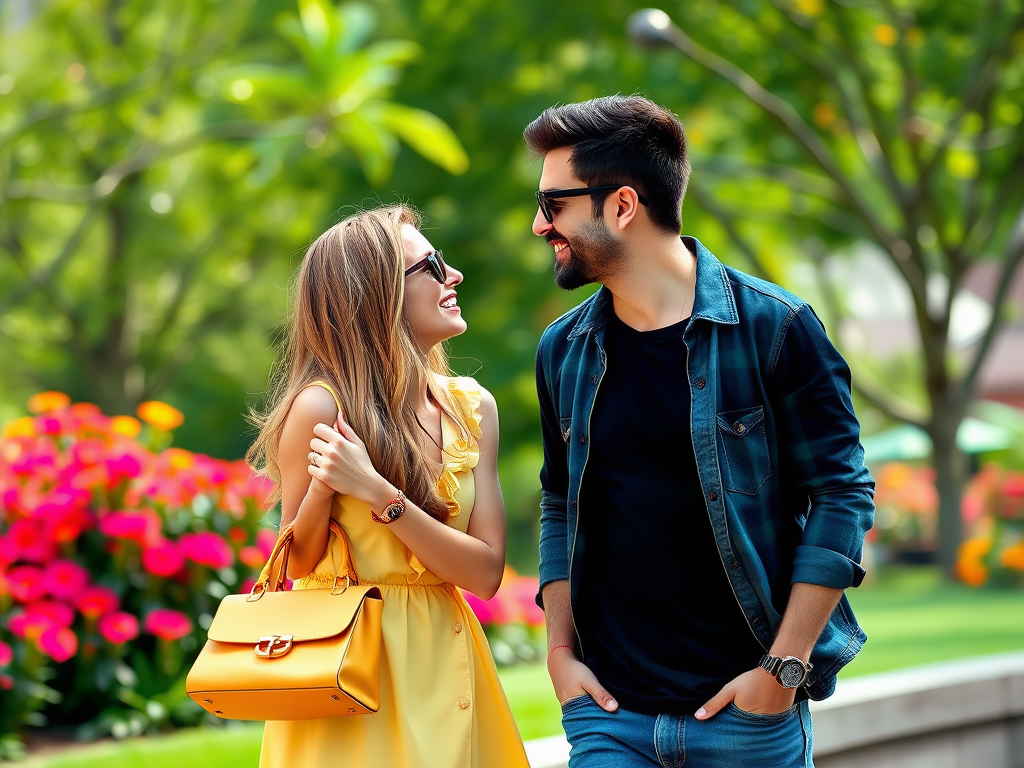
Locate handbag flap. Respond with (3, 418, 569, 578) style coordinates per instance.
(206, 585, 380, 644)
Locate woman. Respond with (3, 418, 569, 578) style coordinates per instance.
(247, 205, 530, 768)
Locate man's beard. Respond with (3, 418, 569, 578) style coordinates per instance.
(551, 220, 624, 291)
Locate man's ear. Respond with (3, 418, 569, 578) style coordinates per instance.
(610, 187, 642, 232)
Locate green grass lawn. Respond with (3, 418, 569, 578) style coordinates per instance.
(13, 566, 1024, 767)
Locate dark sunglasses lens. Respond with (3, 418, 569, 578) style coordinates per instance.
(428, 251, 446, 283)
(536, 192, 552, 222)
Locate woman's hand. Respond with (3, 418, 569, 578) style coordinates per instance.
(308, 416, 391, 506)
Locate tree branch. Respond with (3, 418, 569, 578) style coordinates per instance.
(0, 205, 101, 313)
(689, 185, 772, 279)
(959, 207, 1024, 410)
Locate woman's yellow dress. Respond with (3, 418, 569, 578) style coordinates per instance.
(259, 377, 530, 768)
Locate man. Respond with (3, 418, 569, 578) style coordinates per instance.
(527, 95, 874, 767)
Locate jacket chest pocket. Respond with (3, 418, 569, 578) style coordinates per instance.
(716, 406, 772, 495)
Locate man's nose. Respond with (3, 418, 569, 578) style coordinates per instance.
(532, 208, 552, 236)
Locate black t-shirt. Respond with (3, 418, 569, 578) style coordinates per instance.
(577, 310, 765, 714)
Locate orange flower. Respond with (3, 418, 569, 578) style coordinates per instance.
(110, 416, 142, 438)
(999, 543, 1024, 571)
(165, 447, 196, 471)
(1, 417, 35, 438)
(956, 558, 987, 587)
(959, 536, 991, 560)
(28, 391, 71, 414)
(136, 401, 184, 431)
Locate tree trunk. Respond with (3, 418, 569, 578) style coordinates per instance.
(929, 409, 968, 579)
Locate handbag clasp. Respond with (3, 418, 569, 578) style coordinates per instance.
(254, 634, 293, 658)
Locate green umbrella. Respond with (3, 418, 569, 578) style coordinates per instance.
(862, 417, 1018, 464)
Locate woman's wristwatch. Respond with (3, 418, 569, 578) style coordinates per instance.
(371, 489, 405, 524)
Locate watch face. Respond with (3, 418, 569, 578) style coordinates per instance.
(778, 660, 806, 688)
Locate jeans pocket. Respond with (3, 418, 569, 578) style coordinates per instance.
(725, 701, 799, 724)
(560, 693, 592, 715)
(716, 406, 772, 495)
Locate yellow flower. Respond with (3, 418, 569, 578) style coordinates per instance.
(136, 401, 185, 431)
(27, 391, 71, 414)
(110, 416, 142, 438)
(874, 24, 897, 46)
(999, 543, 1024, 571)
(1, 417, 36, 439)
(165, 447, 196, 470)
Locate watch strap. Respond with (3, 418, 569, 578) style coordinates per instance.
(371, 489, 405, 524)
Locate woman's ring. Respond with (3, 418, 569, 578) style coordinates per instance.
(308, 451, 319, 467)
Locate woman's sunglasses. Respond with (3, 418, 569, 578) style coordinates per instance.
(404, 249, 447, 284)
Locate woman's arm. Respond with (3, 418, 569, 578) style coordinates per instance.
(278, 386, 341, 580)
(308, 387, 507, 597)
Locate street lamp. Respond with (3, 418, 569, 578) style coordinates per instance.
(626, 8, 684, 50)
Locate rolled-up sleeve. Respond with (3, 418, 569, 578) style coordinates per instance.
(536, 339, 570, 607)
(771, 307, 875, 589)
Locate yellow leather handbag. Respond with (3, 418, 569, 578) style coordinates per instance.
(186, 519, 383, 720)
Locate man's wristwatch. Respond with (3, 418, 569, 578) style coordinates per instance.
(758, 653, 813, 689)
(371, 489, 405, 524)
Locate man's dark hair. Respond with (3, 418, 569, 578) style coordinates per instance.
(523, 95, 689, 233)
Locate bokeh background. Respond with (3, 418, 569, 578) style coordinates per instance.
(2, 0, 1023, 763)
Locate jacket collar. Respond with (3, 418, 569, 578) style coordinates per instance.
(566, 236, 739, 340)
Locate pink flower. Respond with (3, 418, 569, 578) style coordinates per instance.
(256, 529, 277, 559)
(38, 625, 78, 662)
(239, 546, 266, 568)
(98, 611, 140, 645)
(75, 585, 119, 618)
(0, 535, 18, 569)
(509, 576, 545, 627)
(178, 532, 234, 569)
(8, 518, 57, 564)
(8, 565, 46, 603)
(8, 611, 53, 640)
(0, 640, 12, 667)
(143, 608, 193, 641)
(43, 505, 93, 544)
(43, 559, 90, 601)
(26, 600, 75, 628)
(0, 674, 13, 690)
(141, 540, 186, 577)
(98, 509, 162, 547)
(462, 590, 501, 627)
(106, 452, 142, 485)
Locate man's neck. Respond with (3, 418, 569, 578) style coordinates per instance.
(604, 234, 696, 333)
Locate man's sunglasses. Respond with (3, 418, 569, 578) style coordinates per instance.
(536, 185, 651, 223)
(404, 249, 447, 284)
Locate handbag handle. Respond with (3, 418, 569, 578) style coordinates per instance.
(248, 519, 358, 601)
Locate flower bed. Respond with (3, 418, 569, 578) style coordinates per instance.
(957, 464, 1024, 588)
(0, 393, 276, 759)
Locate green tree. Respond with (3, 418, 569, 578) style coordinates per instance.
(627, 1, 1024, 576)
(0, 0, 465, 457)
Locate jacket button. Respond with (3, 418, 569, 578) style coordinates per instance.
(570, 500, 577, 509)
(708, 491, 718, 501)
(695, 378, 706, 390)
(579, 434, 586, 444)
(730, 559, 739, 570)
(459, 697, 470, 709)
(734, 423, 746, 434)
(454, 622, 463, 634)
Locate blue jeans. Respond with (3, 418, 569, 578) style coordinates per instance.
(560, 695, 814, 768)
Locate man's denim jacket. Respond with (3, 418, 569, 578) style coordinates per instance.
(535, 237, 875, 701)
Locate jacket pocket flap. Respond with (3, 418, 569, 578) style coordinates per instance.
(207, 585, 381, 644)
(715, 406, 765, 437)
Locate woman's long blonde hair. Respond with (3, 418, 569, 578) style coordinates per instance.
(247, 205, 470, 523)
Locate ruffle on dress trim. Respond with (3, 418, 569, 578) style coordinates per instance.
(408, 376, 482, 584)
